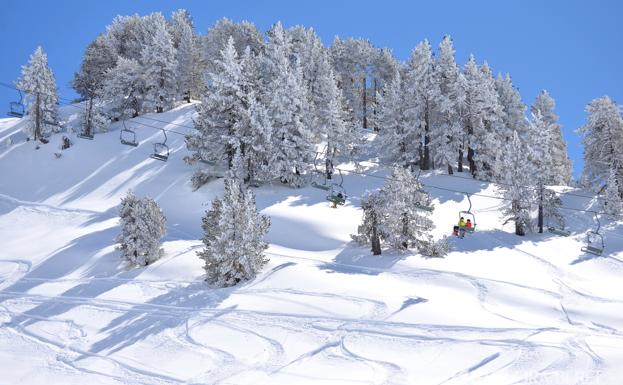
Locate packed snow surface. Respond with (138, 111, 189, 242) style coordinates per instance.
(1, 104, 623, 385)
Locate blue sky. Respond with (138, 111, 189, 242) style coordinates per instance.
(1, 0, 621, 176)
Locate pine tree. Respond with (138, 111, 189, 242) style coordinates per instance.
(352, 167, 446, 257)
(604, 166, 623, 218)
(351, 191, 386, 255)
(72, 34, 117, 99)
(462, 56, 505, 180)
(187, 37, 241, 167)
(378, 69, 417, 167)
(115, 190, 167, 267)
(370, 47, 400, 130)
(382, 167, 436, 250)
(78, 100, 109, 135)
(404, 40, 439, 170)
(500, 131, 534, 235)
(433, 36, 465, 174)
(198, 177, 270, 287)
(204, 18, 264, 74)
(187, 40, 272, 185)
(543, 189, 565, 231)
(578, 96, 623, 195)
(16, 46, 59, 141)
(265, 25, 313, 187)
(316, 65, 350, 179)
(99, 57, 144, 120)
(167, 9, 195, 102)
(141, 14, 178, 113)
(530, 111, 554, 232)
(330, 37, 374, 128)
(531, 90, 572, 185)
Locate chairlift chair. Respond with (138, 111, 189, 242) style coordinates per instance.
(548, 226, 571, 237)
(120, 120, 138, 147)
(311, 147, 330, 191)
(7, 90, 25, 118)
(581, 212, 604, 256)
(413, 170, 434, 212)
(458, 193, 476, 232)
(326, 169, 347, 206)
(150, 128, 170, 162)
(327, 184, 347, 206)
(581, 231, 604, 256)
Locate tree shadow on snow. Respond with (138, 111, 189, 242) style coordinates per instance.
(318, 243, 406, 276)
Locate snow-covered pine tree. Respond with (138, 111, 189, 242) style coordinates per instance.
(99, 57, 144, 120)
(462, 56, 505, 180)
(380, 167, 437, 252)
(72, 34, 117, 137)
(370, 48, 400, 130)
(495, 74, 528, 141)
(198, 177, 270, 287)
(167, 9, 193, 48)
(530, 110, 554, 232)
(352, 173, 447, 258)
(174, 16, 195, 102)
(115, 190, 167, 267)
(531, 90, 572, 185)
(433, 35, 465, 174)
(106, 14, 147, 62)
(187, 39, 273, 185)
(330, 37, 374, 128)
(604, 166, 623, 218)
(187, 37, 242, 167)
(315, 62, 350, 179)
(404, 39, 439, 170)
(245, 90, 274, 185)
(378, 68, 417, 167)
(351, 191, 386, 255)
(542, 189, 565, 231)
(16, 46, 59, 142)
(500, 131, 534, 236)
(141, 13, 178, 113)
(264, 24, 313, 187)
(578, 96, 623, 197)
(237, 48, 273, 185)
(78, 100, 109, 135)
(203, 18, 264, 74)
(72, 34, 117, 99)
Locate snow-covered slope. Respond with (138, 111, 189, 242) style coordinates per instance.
(1, 104, 622, 385)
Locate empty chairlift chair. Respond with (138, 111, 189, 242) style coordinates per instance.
(414, 170, 434, 212)
(7, 90, 25, 118)
(311, 148, 331, 191)
(150, 128, 170, 162)
(581, 212, 604, 256)
(120, 120, 138, 147)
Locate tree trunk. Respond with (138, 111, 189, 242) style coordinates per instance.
(373, 78, 378, 131)
(448, 163, 454, 175)
(35, 92, 41, 142)
(401, 213, 409, 249)
(458, 149, 464, 172)
(87, 98, 93, 136)
(371, 213, 381, 255)
(362, 76, 367, 129)
(325, 158, 333, 180)
(513, 200, 526, 236)
(538, 186, 544, 234)
(421, 108, 431, 170)
(467, 147, 476, 178)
